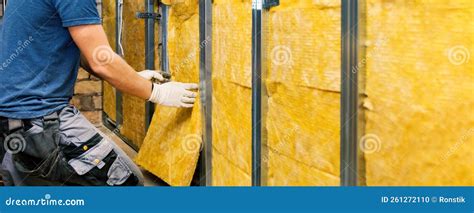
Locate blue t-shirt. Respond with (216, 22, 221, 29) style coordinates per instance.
(0, 0, 101, 119)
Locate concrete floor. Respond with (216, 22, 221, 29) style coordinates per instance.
(96, 125, 168, 187)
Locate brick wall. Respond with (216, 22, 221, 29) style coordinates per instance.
(71, 68, 103, 125)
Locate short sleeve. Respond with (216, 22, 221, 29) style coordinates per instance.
(51, 0, 101, 27)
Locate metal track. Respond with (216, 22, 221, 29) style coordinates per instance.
(198, 0, 213, 186)
(144, 0, 157, 131)
(341, 0, 360, 186)
(115, 0, 124, 127)
(251, 0, 264, 187)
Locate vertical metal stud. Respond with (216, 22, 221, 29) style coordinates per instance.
(198, 0, 213, 186)
(115, 0, 124, 127)
(251, 0, 264, 187)
(341, 0, 359, 186)
(160, 4, 170, 74)
(144, 0, 156, 131)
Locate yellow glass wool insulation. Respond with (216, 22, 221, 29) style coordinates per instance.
(363, 0, 474, 186)
(102, 0, 116, 121)
(136, 0, 202, 186)
(119, 1, 147, 148)
(211, 0, 253, 186)
(264, 0, 341, 186)
(212, 148, 251, 186)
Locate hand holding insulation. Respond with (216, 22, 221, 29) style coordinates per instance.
(138, 70, 170, 83)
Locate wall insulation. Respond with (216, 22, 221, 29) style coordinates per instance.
(363, 0, 474, 186)
(119, 1, 147, 148)
(264, 0, 341, 186)
(135, 0, 202, 186)
(102, 0, 116, 121)
(104, 0, 472, 186)
(137, 0, 342, 186)
(102, 1, 162, 147)
(211, 0, 253, 186)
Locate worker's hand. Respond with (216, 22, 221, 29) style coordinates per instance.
(149, 82, 199, 108)
(137, 70, 168, 83)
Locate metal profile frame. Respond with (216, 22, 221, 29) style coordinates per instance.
(160, 4, 169, 74)
(144, 0, 157, 131)
(103, 0, 156, 152)
(251, 0, 263, 187)
(115, 0, 124, 128)
(340, 0, 360, 186)
(198, 0, 213, 186)
(250, 0, 280, 187)
(97, 0, 362, 187)
(251, 0, 267, 187)
(102, 0, 127, 145)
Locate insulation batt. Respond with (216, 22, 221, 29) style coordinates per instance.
(136, 0, 202, 186)
(103, 0, 161, 148)
(102, 0, 117, 122)
(119, 0, 148, 148)
(363, 0, 473, 186)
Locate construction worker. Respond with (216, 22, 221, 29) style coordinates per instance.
(0, 0, 198, 186)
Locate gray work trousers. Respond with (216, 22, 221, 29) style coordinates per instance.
(0, 106, 144, 186)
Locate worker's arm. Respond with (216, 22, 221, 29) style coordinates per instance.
(79, 54, 93, 73)
(80, 53, 168, 83)
(69, 24, 198, 107)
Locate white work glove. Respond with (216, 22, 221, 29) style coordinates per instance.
(138, 70, 166, 83)
(149, 82, 199, 108)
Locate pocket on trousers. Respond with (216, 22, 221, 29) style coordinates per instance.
(11, 124, 67, 180)
(106, 156, 132, 186)
(67, 140, 114, 176)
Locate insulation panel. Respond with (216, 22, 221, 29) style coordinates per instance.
(136, 0, 202, 186)
(119, 1, 147, 148)
(211, 0, 253, 185)
(102, 0, 117, 121)
(363, 0, 474, 186)
(264, 0, 341, 186)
